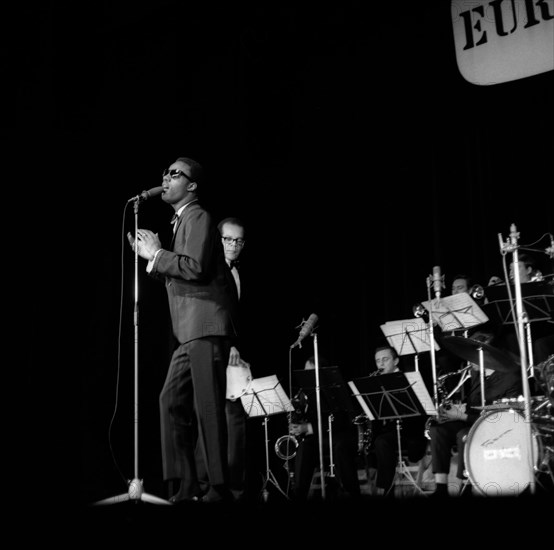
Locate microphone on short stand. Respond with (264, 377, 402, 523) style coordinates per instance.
(290, 314, 319, 349)
(127, 186, 164, 203)
(433, 265, 443, 299)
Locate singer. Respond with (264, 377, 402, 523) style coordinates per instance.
(127, 156, 239, 504)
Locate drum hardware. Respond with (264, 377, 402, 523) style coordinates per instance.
(473, 396, 526, 411)
(534, 354, 554, 408)
(441, 336, 520, 374)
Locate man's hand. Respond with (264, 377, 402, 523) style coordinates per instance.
(438, 402, 467, 423)
(228, 346, 241, 366)
(127, 230, 161, 261)
(289, 422, 312, 437)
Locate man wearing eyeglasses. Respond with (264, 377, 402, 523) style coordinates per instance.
(208, 217, 251, 501)
(127, 157, 239, 504)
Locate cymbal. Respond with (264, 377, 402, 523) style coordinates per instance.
(441, 336, 520, 373)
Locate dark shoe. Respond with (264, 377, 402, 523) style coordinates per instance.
(169, 492, 203, 504)
(198, 485, 233, 504)
(231, 489, 247, 503)
(169, 487, 204, 504)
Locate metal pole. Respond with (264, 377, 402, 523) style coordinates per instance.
(312, 333, 326, 499)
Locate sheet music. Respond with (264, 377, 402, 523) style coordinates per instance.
(240, 375, 294, 417)
(422, 292, 488, 332)
(347, 381, 376, 420)
(380, 318, 440, 355)
(404, 371, 437, 415)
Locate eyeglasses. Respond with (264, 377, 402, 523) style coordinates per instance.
(163, 168, 192, 182)
(222, 236, 245, 247)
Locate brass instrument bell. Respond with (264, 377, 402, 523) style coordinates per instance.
(413, 303, 429, 322)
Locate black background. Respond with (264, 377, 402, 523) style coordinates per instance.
(11, 1, 553, 517)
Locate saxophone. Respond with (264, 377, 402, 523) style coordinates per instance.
(424, 365, 472, 439)
(274, 390, 309, 460)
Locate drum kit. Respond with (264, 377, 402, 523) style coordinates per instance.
(442, 336, 554, 496)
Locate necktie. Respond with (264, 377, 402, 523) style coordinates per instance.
(171, 213, 179, 225)
(230, 259, 240, 270)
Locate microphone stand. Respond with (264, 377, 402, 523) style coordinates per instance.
(426, 274, 440, 411)
(498, 223, 536, 495)
(312, 332, 327, 500)
(94, 198, 170, 506)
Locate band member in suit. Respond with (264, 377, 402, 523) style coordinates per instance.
(428, 354, 522, 497)
(196, 216, 251, 501)
(128, 156, 238, 504)
(367, 345, 429, 497)
(290, 356, 361, 501)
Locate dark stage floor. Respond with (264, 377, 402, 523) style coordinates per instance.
(74, 493, 552, 544)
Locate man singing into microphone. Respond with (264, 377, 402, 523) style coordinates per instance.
(127, 156, 239, 504)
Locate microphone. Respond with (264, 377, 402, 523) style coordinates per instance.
(546, 234, 554, 259)
(127, 186, 164, 203)
(433, 265, 443, 299)
(290, 314, 319, 349)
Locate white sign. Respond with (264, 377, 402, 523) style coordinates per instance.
(451, 0, 554, 85)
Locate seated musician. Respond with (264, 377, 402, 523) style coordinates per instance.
(366, 345, 429, 497)
(428, 332, 522, 498)
(289, 356, 361, 501)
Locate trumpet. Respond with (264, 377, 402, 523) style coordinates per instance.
(469, 284, 486, 304)
(413, 303, 429, 322)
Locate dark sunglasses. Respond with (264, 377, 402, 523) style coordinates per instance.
(163, 168, 192, 182)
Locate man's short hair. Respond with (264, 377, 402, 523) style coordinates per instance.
(218, 217, 245, 235)
(175, 157, 204, 184)
(374, 345, 398, 360)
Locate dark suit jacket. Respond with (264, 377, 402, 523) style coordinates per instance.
(151, 201, 239, 344)
(465, 368, 522, 424)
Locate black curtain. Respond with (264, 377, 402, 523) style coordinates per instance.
(12, 1, 552, 508)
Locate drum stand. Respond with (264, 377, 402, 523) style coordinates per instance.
(386, 420, 427, 497)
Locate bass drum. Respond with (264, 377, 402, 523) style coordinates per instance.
(464, 407, 542, 496)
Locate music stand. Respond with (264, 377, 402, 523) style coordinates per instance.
(291, 367, 358, 421)
(240, 375, 294, 502)
(421, 293, 489, 334)
(380, 317, 441, 372)
(291, 367, 358, 497)
(349, 371, 435, 497)
(483, 282, 554, 372)
(484, 282, 554, 325)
